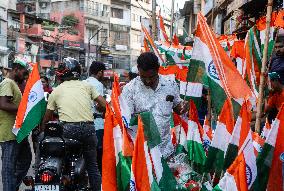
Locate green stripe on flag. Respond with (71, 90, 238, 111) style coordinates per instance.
(188, 59, 228, 116)
(253, 143, 274, 191)
(140, 112, 161, 148)
(188, 140, 206, 166)
(140, 112, 177, 190)
(151, 180, 161, 191)
(116, 152, 132, 191)
(205, 147, 225, 173)
(212, 185, 222, 191)
(16, 99, 46, 143)
(159, 158, 178, 191)
(223, 143, 238, 170)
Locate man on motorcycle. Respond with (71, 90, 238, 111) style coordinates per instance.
(42, 58, 106, 191)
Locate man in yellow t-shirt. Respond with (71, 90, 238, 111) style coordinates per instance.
(43, 58, 106, 191)
(0, 58, 32, 191)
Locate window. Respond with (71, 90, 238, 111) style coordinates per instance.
(95, 2, 99, 15)
(103, 4, 108, 17)
(132, 13, 135, 21)
(133, 34, 141, 43)
(79, 0, 84, 10)
(111, 24, 129, 32)
(115, 32, 121, 40)
(111, 8, 123, 19)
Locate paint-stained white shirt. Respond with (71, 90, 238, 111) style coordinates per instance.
(121, 75, 182, 158)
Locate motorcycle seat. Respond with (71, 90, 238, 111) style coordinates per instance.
(41, 137, 65, 157)
(64, 138, 82, 146)
(64, 138, 83, 154)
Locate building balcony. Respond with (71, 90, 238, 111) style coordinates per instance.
(38, 0, 51, 2)
(110, 17, 130, 26)
(84, 10, 110, 23)
(215, 0, 234, 9)
(111, 0, 131, 4)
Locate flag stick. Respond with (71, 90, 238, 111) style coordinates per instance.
(255, 0, 274, 134)
(207, 89, 212, 125)
(177, 80, 190, 145)
(200, 172, 205, 186)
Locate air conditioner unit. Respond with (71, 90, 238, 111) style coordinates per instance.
(40, 3, 47, 8)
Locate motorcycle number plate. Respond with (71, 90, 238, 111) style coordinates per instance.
(35, 185, 60, 191)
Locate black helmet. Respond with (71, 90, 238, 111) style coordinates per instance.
(56, 57, 81, 81)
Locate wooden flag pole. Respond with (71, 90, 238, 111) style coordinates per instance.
(255, 0, 274, 134)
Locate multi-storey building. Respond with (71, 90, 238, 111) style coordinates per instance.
(0, 0, 17, 68)
(109, 0, 131, 70)
(49, 0, 110, 67)
(16, 0, 52, 19)
(129, 0, 151, 68)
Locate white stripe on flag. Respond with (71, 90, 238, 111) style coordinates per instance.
(180, 82, 203, 97)
(242, 132, 257, 189)
(230, 117, 242, 146)
(266, 119, 280, 146)
(23, 80, 44, 120)
(150, 146, 163, 183)
(144, 142, 154, 185)
(187, 120, 203, 144)
(113, 125, 123, 165)
(212, 122, 231, 152)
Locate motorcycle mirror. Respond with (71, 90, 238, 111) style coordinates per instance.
(23, 176, 34, 186)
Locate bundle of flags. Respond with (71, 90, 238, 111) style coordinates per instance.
(102, 9, 284, 191)
(187, 13, 253, 116)
(130, 112, 177, 191)
(102, 75, 177, 191)
(242, 10, 284, 100)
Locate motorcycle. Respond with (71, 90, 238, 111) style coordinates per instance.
(24, 122, 89, 191)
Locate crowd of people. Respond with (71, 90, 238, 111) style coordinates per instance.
(0, 40, 283, 190)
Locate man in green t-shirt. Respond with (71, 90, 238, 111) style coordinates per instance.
(0, 59, 32, 191)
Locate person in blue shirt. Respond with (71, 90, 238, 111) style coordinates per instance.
(84, 61, 106, 173)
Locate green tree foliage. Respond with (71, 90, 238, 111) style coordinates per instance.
(61, 14, 79, 27)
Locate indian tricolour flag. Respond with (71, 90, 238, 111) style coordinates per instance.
(213, 152, 248, 191)
(142, 25, 165, 65)
(202, 116, 213, 153)
(102, 104, 132, 191)
(111, 74, 133, 156)
(244, 28, 261, 98)
(188, 13, 253, 115)
(230, 40, 245, 76)
(171, 113, 188, 154)
(13, 63, 46, 143)
(158, 13, 170, 44)
(205, 99, 234, 173)
(130, 112, 177, 191)
(224, 101, 257, 189)
(252, 132, 265, 157)
(187, 100, 206, 168)
(256, 12, 278, 59)
(254, 104, 284, 191)
(260, 119, 271, 139)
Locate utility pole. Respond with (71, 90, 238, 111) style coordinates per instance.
(152, 0, 157, 40)
(87, 27, 103, 77)
(170, 0, 175, 40)
(255, 0, 274, 134)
